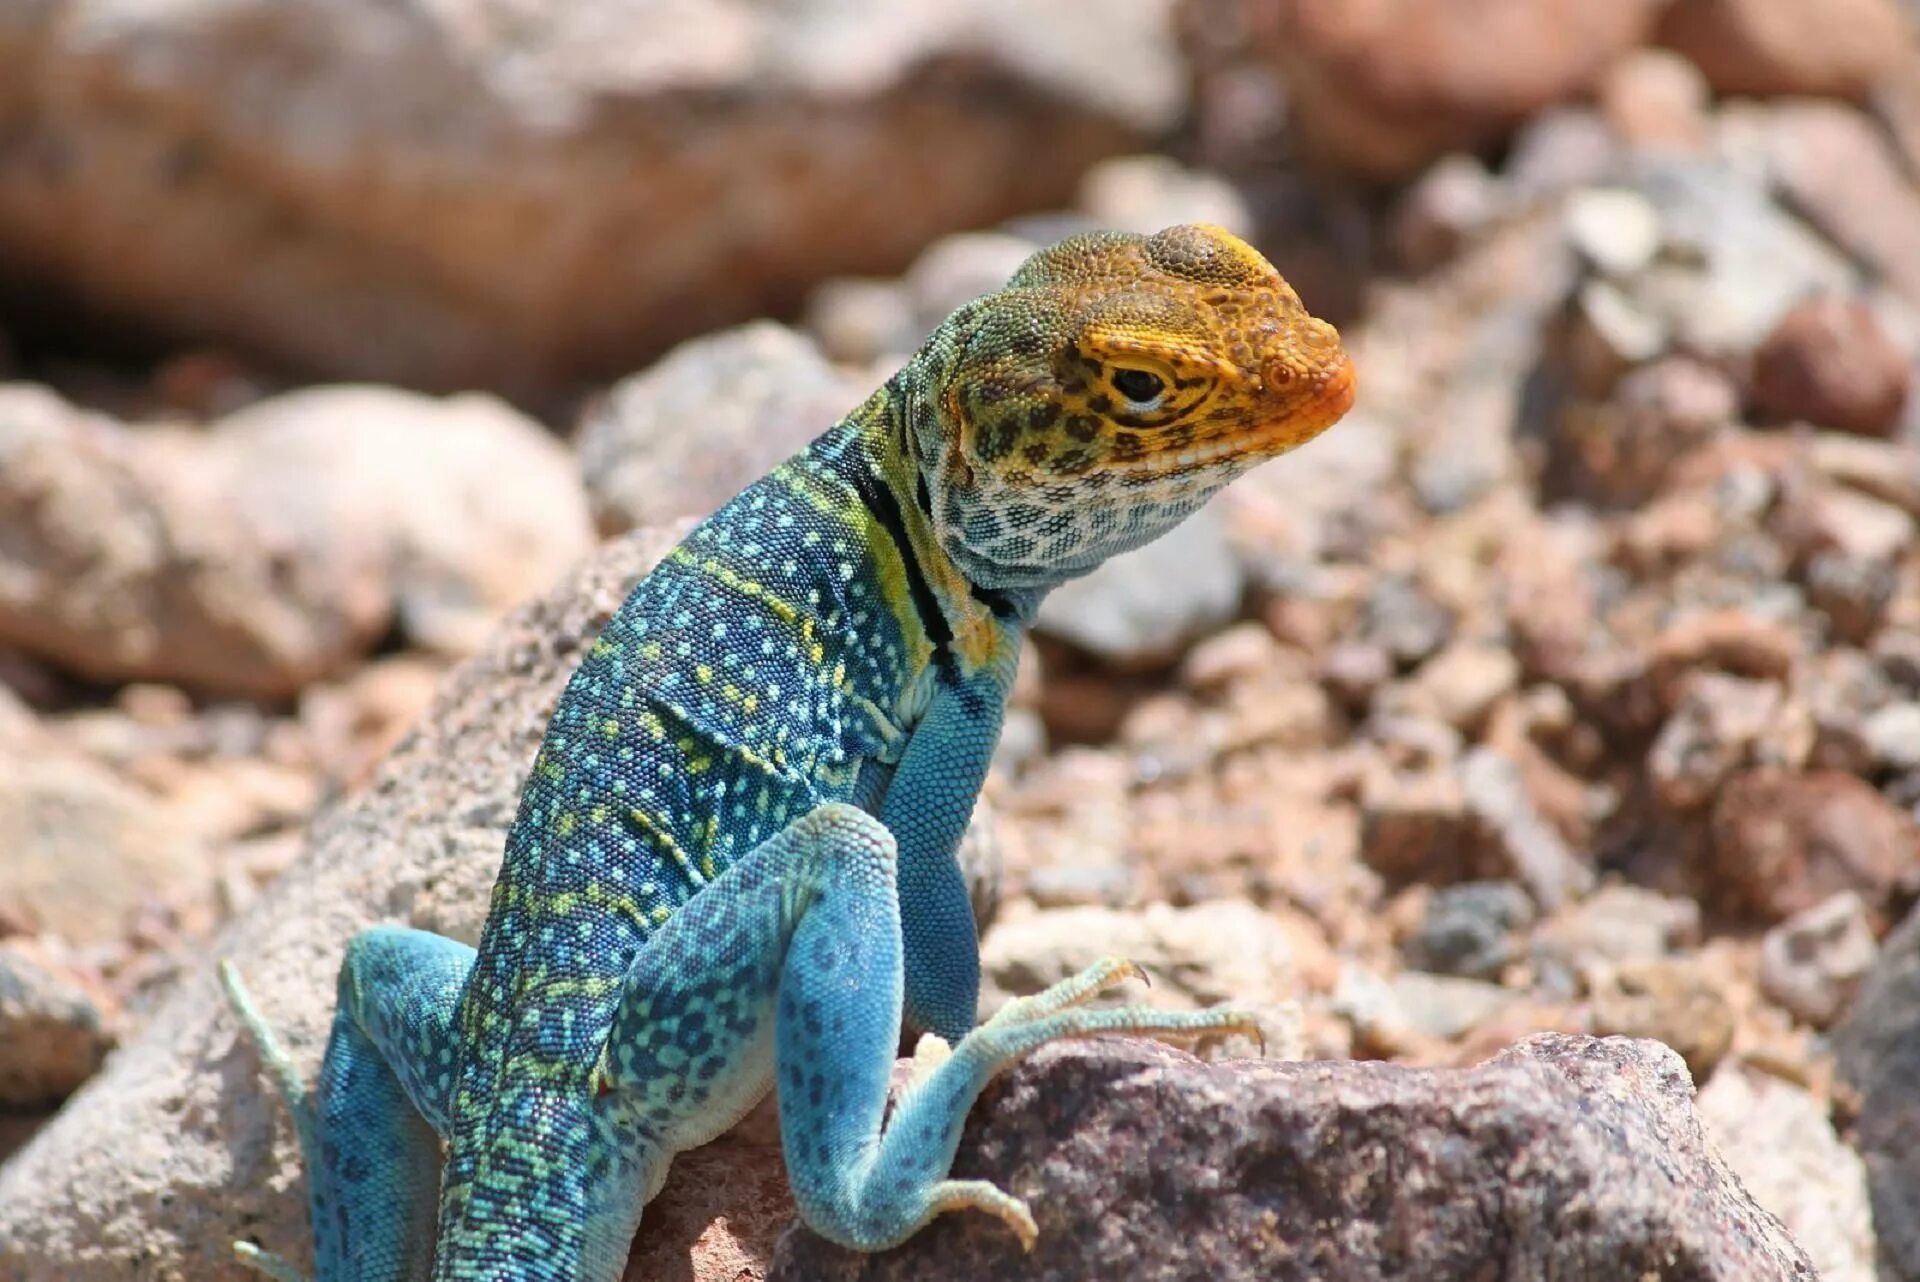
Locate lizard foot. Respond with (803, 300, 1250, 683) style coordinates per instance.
(983, 955, 1147, 1029)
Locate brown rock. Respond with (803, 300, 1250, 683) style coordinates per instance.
(1380, 641, 1520, 736)
(1707, 768, 1920, 923)
(1588, 957, 1736, 1080)
(1751, 296, 1912, 437)
(1649, 674, 1801, 811)
(0, 940, 114, 1108)
(1231, 0, 1664, 180)
(1598, 49, 1714, 153)
(1546, 357, 1739, 507)
(1766, 101, 1920, 307)
(0, 0, 1172, 396)
(1772, 479, 1917, 565)
(775, 1036, 1815, 1280)
(0, 383, 591, 696)
(1657, 0, 1915, 100)
(1646, 609, 1799, 711)
(0, 754, 208, 946)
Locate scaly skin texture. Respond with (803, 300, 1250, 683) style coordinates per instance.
(222, 223, 1355, 1281)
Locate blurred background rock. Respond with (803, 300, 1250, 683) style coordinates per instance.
(2, 1, 1920, 1279)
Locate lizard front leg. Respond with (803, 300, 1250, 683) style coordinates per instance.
(599, 795, 1253, 1259)
(224, 927, 474, 1281)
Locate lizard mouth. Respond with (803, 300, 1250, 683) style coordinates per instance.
(1252, 354, 1357, 451)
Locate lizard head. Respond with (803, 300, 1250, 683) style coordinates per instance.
(908, 223, 1355, 594)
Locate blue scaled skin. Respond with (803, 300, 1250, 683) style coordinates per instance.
(222, 223, 1356, 1280)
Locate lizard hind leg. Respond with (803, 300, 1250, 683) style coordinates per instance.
(221, 927, 475, 1282)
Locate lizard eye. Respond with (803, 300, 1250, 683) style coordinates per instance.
(1111, 368, 1165, 405)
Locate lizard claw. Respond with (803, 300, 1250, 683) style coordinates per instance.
(234, 1241, 308, 1282)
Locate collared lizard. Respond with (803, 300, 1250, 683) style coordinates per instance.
(221, 222, 1356, 1280)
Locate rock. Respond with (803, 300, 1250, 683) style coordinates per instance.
(1457, 747, 1593, 910)
(1320, 641, 1393, 710)
(1387, 970, 1516, 1042)
(1034, 507, 1244, 665)
(1228, 0, 1665, 180)
(1565, 278, 1668, 374)
(1073, 154, 1253, 237)
(1359, 749, 1592, 910)
(1696, 1063, 1875, 1282)
(0, 525, 1003, 1280)
(1381, 641, 1520, 735)
(1707, 768, 1920, 924)
(1505, 107, 1626, 202)
(978, 902, 1298, 1017)
(1359, 765, 1472, 885)
(1403, 880, 1536, 981)
(1804, 551, 1898, 645)
(1177, 621, 1283, 696)
(0, 383, 590, 695)
(804, 277, 920, 368)
(1597, 48, 1713, 153)
(1564, 187, 1662, 277)
(1355, 575, 1453, 669)
(211, 386, 594, 658)
(1648, 674, 1794, 811)
(1390, 154, 1502, 272)
(0, 0, 1175, 396)
(1773, 480, 1917, 567)
(0, 941, 114, 1108)
(902, 232, 1047, 338)
(1835, 904, 1920, 1280)
(1588, 957, 1735, 1080)
(1809, 432, 1920, 521)
(775, 1035, 1816, 1280)
(577, 322, 867, 534)
(1645, 609, 1798, 711)
(1805, 648, 1898, 773)
(1750, 296, 1912, 437)
(1760, 892, 1878, 1027)
(0, 754, 208, 945)
(1630, 159, 1857, 359)
(1531, 885, 1702, 990)
(1765, 101, 1920, 308)
(1863, 702, 1920, 773)
(996, 748, 1135, 905)
(1656, 0, 1915, 100)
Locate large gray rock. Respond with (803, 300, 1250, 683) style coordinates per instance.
(1835, 903, 1920, 1281)
(0, 526, 998, 1281)
(0, 0, 1180, 396)
(774, 1035, 1816, 1280)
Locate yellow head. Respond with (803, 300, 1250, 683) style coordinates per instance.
(905, 224, 1355, 592)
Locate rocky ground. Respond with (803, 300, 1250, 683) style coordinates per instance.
(4, 1, 1920, 1279)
